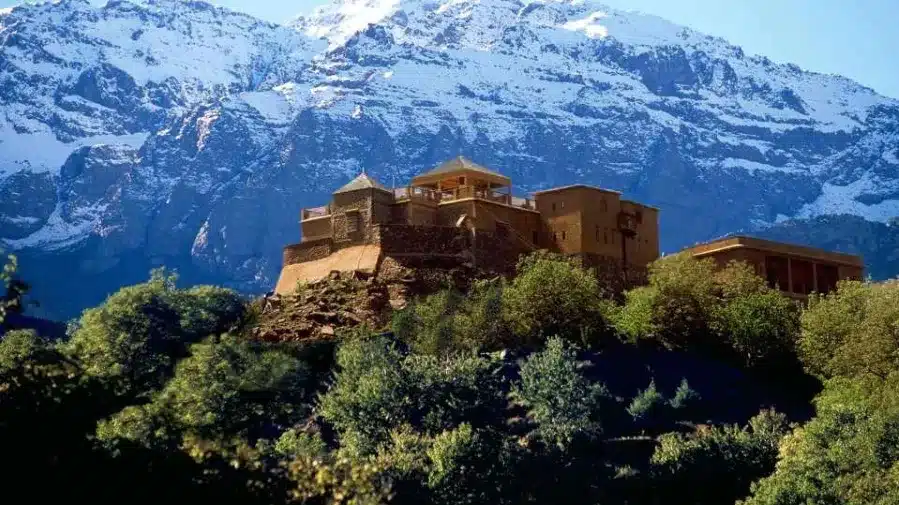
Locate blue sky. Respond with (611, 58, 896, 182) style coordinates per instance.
(5, 0, 898, 98)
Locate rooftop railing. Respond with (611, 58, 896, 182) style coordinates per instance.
(394, 186, 440, 202)
(301, 206, 330, 220)
(300, 186, 535, 220)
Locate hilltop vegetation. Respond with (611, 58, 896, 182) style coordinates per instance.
(2, 250, 898, 505)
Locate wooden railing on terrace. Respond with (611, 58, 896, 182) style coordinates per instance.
(437, 186, 535, 210)
(393, 187, 440, 202)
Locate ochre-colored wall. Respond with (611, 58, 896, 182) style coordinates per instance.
(471, 200, 541, 245)
(579, 188, 623, 259)
(534, 188, 586, 253)
(534, 187, 660, 270)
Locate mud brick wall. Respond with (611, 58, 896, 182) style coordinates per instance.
(283, 238, 333, 266)
(376, 224, 471, 255)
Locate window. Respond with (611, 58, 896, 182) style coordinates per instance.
(346, 210, 360, 233)
(532, 231, 539, 244)
(560, 201, 565, 210)
(458, 176, 465, 185)
(636, 211, 643, 224)
(552, 203, 556, 212)
(561, 231, 566, 241)
(600, 199, 607, 212)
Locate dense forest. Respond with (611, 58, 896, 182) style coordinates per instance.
(1, 249, 898, 505)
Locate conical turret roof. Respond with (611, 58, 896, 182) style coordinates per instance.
(333, 172, 390, 194)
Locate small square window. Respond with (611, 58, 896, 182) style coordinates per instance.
(552, 203, 556, 212)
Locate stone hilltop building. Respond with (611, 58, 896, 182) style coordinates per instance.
(681, 235, 864, 300)
(275, 156, 865, 300)
(275, 156, 660, 294)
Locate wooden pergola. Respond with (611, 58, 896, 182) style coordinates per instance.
(410, 156, 512, 195)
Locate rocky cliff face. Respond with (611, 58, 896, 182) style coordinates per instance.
(2, 0, 897, 319)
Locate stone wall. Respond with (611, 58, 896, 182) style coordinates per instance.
(283, 238, 333, 266)
(332, 189, 372, 244)
(376, 224, 472, 256)
(473, 230, 533, 276)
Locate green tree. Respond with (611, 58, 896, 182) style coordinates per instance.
(318, 335, 413, 455)
(611, 253, 720, 350)
(503, 251, 611, 347)
(799, 280, 899, 380)
(62, 269, 246, 397)
(97, 334, 309, 448)
(511, 336, 606, 447)
(714, 290, 800, 369)
(392, 289, 463, 355)
(0, 251, 17, 323)
(741, 375, 899, 505)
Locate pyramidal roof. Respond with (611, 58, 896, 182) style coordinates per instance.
(418, 156, 510, 181)
(333, 172, 390, 194)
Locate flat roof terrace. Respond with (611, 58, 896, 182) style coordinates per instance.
(684, 235, 864, 268)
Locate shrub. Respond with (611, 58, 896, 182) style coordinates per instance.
(669, 378, 700, 410)
(627, 379, 665, 421)
(651, 409, 788, 505)
(318, 336, 410, 455)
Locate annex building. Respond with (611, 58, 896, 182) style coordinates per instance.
(682, 236, 864, 299)
(275, 156, 660, 294)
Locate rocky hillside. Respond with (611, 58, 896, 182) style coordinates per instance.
(2, 0, 897, 319)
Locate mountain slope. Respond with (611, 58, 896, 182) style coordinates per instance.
(1, 0, 897, 319)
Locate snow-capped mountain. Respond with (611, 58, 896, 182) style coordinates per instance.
(2, 0, 897, 318)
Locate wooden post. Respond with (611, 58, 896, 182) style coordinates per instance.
(812, 262, 818, 294)
(787, 257, 794, 294)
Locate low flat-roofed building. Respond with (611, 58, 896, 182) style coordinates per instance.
(682, 235, 864, 299)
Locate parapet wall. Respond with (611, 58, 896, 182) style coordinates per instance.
(283, 238, 333, 266)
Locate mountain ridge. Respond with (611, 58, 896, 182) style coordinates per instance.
(1, 0, 896, 319)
